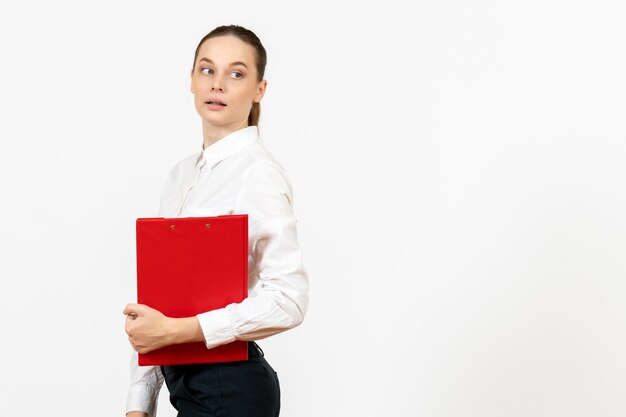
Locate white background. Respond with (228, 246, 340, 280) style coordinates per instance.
(1, 1, 625, 416)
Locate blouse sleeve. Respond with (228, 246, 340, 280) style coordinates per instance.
(195, 160, 309, 348)
(125, 351, 165, 416)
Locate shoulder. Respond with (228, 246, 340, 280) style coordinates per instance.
(240, 145, 292, 196)
(241, 139, 286, 172)
(234, 143, 296, 209)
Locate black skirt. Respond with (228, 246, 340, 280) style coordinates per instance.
(161, 342, 281, 417)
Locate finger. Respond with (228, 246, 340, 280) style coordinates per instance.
(125, 317, 134, 335)
(125, 310, 138, 323)
(131, 341, 147, 354)
(123, 303, 145, 316)
(123, 303, 134, 315)
(137, 346, 150, 354)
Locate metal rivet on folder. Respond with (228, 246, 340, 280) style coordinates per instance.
(170, 224, 176, 230)
(205, 223, 211, 228)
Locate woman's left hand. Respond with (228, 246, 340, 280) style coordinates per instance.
(124, 303, 176, 354)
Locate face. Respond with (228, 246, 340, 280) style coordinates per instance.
(191, 35, 267, 131)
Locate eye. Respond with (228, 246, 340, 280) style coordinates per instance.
(201, 68, 213, 75)
(230, 71, 243, 79)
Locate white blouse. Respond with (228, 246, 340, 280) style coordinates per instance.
(126, 125, 309, 416)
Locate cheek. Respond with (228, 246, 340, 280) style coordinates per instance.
(228, 86, 254, 105)
(248, 85, 260, 100)
(192, 76, 213, 91)
(191, 79, 201, 97)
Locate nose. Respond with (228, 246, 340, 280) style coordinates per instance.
(211, 80, 223, 92)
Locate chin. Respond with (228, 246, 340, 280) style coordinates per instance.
(200, 111, 227, 122)
(202, 115, 236, 128)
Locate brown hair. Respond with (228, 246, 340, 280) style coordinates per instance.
(192, 25, 267, 127)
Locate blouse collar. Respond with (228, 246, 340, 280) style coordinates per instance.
(196, 125, 260, 169)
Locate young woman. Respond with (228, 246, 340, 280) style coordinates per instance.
(123, 25, 309, 417)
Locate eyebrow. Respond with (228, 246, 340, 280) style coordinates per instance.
(198, 57, 248, 69)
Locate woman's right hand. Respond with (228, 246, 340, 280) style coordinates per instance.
(126, 412, 147, 417)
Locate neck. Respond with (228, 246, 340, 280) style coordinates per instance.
(202, 119, 249, 150)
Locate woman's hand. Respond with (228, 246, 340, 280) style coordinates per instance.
(124, 303, 205, 354)
(125, 412, 148, 417)
(124, 304, 177, 354)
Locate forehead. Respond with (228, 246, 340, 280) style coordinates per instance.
(196, 35, 256, 66)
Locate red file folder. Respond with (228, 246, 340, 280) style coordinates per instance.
(135, 214, 248, 366)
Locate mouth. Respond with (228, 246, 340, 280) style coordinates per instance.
(206, 100, 227, 106)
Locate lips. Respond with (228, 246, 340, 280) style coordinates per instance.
(206, 100, 226, 106)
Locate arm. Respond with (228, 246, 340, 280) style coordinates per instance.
(124, 350, 165, 417)
(195, 160, 309, 348)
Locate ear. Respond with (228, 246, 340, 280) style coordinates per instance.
(254, 79, 268, 103)
(190, 69, 195, 94)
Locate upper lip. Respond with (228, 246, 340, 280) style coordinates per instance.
(206, 97, 227, 106)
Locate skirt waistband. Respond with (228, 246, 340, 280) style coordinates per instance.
(248, 341, 264, 358)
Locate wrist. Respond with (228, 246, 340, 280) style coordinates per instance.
(171, 316, 204, 344)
